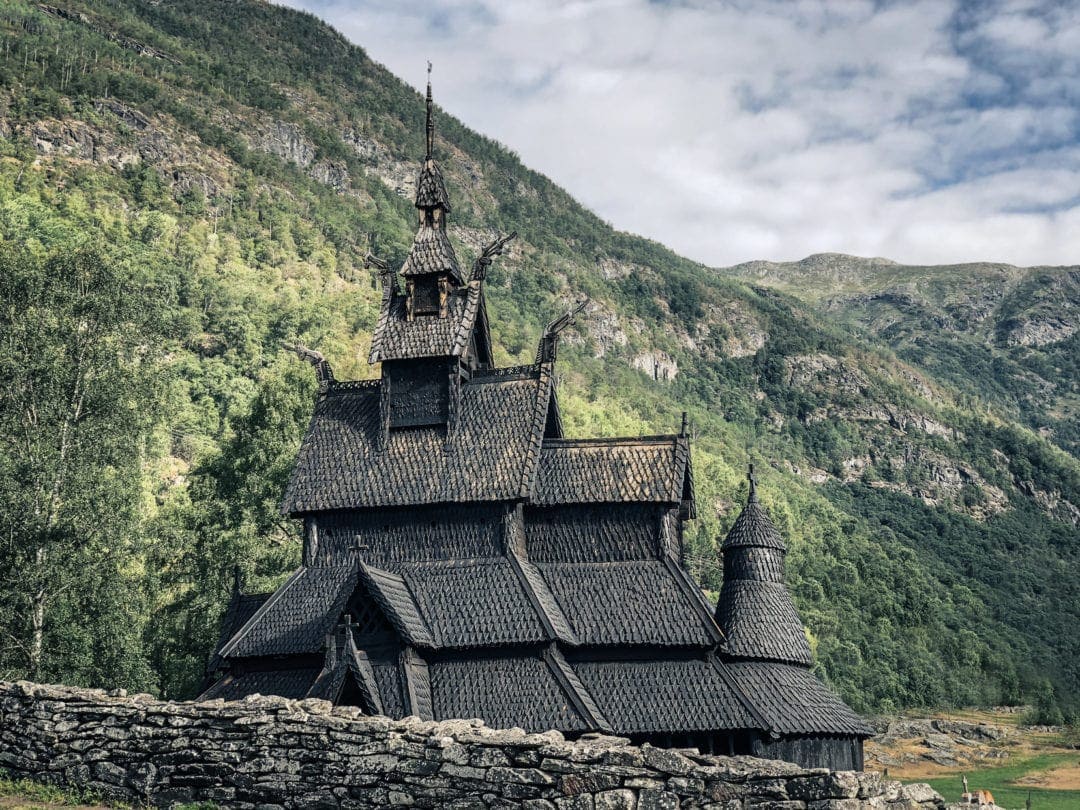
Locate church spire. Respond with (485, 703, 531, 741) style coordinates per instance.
(426, 61, 435, 161)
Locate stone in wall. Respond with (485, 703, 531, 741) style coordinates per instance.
(0, 681, 943, 809)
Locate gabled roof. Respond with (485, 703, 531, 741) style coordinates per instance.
(533, 436, 693, 511)
(727, 661, 875, 737)
(207, 590, 271, 673)
(429, 648, 609, 733)
(400, 222, 463, 283)
(571, 654, 763, 734)
(218, 566, 354, 658)
(307, 629, 384, 711)
(368, 282, 482, 363)
(534, 559, 721, 647)
(716, 580, 813, 666)
(399, 558, 554, 648)
(358, 563, 435, 648)
(281, 365, 553, 512)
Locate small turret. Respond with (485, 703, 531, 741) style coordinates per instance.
(715, 465, 812, 666)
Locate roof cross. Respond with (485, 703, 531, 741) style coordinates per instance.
(747, 463, 758, 503)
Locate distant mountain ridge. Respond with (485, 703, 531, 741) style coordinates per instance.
(0, 0, 1076, 715)
(719, 253, 1080, 456)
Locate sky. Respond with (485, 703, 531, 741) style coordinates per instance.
(277, 0, 1080, 268)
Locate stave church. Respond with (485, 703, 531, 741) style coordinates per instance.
(200, 77, 874, 770)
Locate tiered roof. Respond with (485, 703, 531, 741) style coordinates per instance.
(715, 469, 813, 666)
(716, 469, 874, 738)
(203, 74, 873, 753)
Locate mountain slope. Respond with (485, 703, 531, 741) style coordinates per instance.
(723, 253, 1080, 458)
(0, 0, 1077, 714)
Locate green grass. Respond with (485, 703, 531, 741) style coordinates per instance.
(0, 774, 218, 809)
(916, 753, 1080, 810)
(0, 773, 115, 808)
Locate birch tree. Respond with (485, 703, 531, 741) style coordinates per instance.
(0, 245, 163, 686)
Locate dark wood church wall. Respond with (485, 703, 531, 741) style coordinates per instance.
(523, 504, 668, 563)
(310, 505, 503, 566)
(753, 734, 864, 772)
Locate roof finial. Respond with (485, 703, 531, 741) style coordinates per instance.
(425, 61, 434, 161)
(747, 463, 758, 503)
(680, 411, 689, 438)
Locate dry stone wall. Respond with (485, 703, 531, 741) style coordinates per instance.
(0, 682, 942, 809)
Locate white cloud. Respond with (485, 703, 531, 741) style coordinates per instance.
(276, 0, 1080, 267)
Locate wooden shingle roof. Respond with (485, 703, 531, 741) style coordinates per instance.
(368, 283, 482, 363)
(207, 591, 271, 673)
(533, 436, 693, 509)
(399, 558, 553, 648)
(415, 160, 451, 212)
(200, 665, 321, 701)
(572, 655, 763, 734)
(429, 647, 609, 733)
(535, 559, 721, 647)
(218, 566, 354, 659)
(722, 499, 786, 550)
(716, 491, 813, 666)
(357, 563, 435, 648)
(400, 222, 463, 283)
(281, 366, 553, 512)
(728, 661, 875, 737)
(716, 580, 814, 666)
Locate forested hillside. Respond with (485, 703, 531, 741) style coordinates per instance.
(723, 253, 1080, 457)
(0, 0, 1077, 719)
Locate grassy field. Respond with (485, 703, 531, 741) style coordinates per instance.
(917, 752, 1080, 810)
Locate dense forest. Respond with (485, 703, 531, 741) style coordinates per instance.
(0, 0, 1077, 723)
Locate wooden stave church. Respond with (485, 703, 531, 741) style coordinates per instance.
(200, 78, 874, 771)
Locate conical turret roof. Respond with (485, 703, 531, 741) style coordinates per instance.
(721, 465, 785, 551)
(716, 466, 812, 667)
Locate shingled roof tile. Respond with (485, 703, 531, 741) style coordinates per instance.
(401, 558, 550, 648)
(534, 438, 691, 505)
(722, 500, 786, 551)
(535, 560, 720, 647)
(400, 223, 463, 283)
(727, 661, 875, 737)
(199, 665, 320, 701)
(359, 563, 435, 648)
(415, 161, 451, 212)
(369, 283, 484, 363)
(572, 655, 762, 734)
(219, 566, 355, 658)
(281, 368, 550, 512)
(716, 580, 813, 666)
(430, 653, 600, 733)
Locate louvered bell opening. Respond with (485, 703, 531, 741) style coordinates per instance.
(412, 276, 441, 316)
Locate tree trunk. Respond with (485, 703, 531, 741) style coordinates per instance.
(29, 547, 46, 680)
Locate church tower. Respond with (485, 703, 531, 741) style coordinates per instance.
(367, 68, 500, 432)
(715, 465, 871, 769)
(715, 464, 813, 665)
